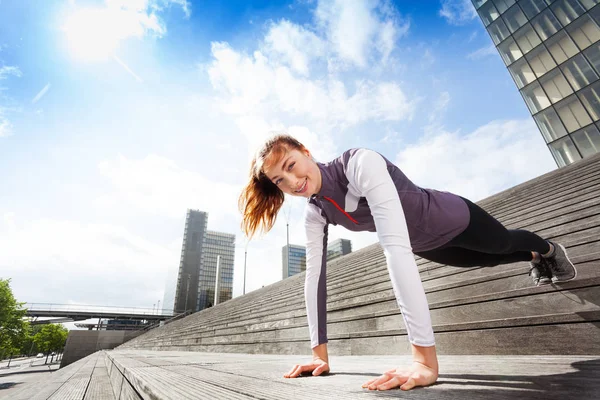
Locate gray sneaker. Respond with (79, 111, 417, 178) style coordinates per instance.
(545, 242, 577, 283)
(529, 259, 552, 286)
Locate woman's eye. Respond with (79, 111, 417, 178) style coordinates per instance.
(275, 178, 282, 185)
(288, 162, 295, 170)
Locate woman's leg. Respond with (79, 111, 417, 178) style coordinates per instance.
(448, 196, 552, 256)
(414, 246, 531, 268)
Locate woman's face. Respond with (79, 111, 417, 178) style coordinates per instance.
(262, 147, 322, 198)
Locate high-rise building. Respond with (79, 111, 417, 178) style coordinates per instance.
(197, 231, 236, 311)
(327, 238, 352, 261)
(164, 209, 208, 314)
(474, 0, 600, 166)
(282, 244, 306, 279)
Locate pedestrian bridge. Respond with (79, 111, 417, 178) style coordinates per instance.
(23, 303, 174, 324)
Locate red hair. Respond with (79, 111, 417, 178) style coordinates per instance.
(239, 134, 307, 238)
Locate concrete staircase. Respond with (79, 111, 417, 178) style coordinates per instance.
(118, 152, 600, 357)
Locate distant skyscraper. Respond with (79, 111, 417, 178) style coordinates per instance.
(197, 231, 235, 311)
(473, 0, 600, 166)
(327, 238, 352, 261)
(164, 209, 208, 314)
(282, 244, 306, 279)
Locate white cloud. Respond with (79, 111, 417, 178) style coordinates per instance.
(208, 42, 417, 129)
(95, 154, 240, 223)
(428, 91, 451, 122)
(467, 44, 497, 60)
(395, 119, 557, 202)
(0, 114, 12, 137)
(263, 20, 325, 76)
(0, 65, 22, 80)
(0, 217, 176, 307)
(439, 0, 478, 26)
(315, 0, 409, 68)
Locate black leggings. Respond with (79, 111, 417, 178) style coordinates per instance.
(413, 197, 551, 267)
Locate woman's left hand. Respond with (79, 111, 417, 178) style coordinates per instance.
(361, 361, 438, 391)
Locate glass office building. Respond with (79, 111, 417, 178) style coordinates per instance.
(282, 244, 307, 279)
(197, 231, 235, 311)
(474, 0, 600, 166)
(166, 209, 208, 314)
(327, 238, 352, 261)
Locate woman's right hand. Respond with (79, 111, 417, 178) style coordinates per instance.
(283, 357, 330, 378)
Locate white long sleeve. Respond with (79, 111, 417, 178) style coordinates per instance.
(345, 149, 435, 347)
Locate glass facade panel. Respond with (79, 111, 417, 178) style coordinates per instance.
(561, 53, 598, 89)
(498, 36, 524, 64)
(577, 79, 600, 118)
(509, 57, 537, 87)
(488, 17, 512, 44)
(555, 94, 593, 130)
(584, 42, 600, 73)
(514, 23, 543, 53)
(526, 44, 558, 77)
(580, 0, 600, 10)
(566, 13, 600, 49)
(520, 0, 550, 19)
(545, 30, 580, 63)
(535, 106, 569, 141)
(493, 0, 516, 13)
(473, 0, 489, 8)
(549, 135, 583, 166)
(479, 1, 501, 26)
(551, 0, 586, 26)
(522, 81, 552, 112)
(504, 4, 529, 32)
(532, 8, 564, 40)
(573, 123, 600, 155)
(540, 68, 574, 102)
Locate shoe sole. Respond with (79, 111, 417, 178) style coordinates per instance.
(550, 243, 577, 283)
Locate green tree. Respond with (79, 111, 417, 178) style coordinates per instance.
(33, 324, 68, 362)
(0, 279, 29, 359)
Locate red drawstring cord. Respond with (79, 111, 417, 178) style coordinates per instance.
(322, 196, 358, 224)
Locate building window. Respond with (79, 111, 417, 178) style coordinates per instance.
(540, 68, 574, 103)
(566, 13, 600, 50)
(584, 42, 600, 73)
(551, 0, 587, 27)
(545, 30, 580, 64)
(549, 135, 583, 166)
(514, 23, 543, 53)
(519, 0, 550, 20)
(580, 0, 600, 10)
(535, 107, 569, 142)
(532, 8, 564, 41)
(473, 0, 489, 9)
(572, 123, 600, 155)
(526, 44, 558, 78)
(522, 81, 552, 113)
(577, 79, 600, 119)
(479, 1, 500, 26)
(488, 17, 512, 44)
(498, 36, 524, 65)
(509, 57, 537, 87)
(503, 3, 529, 32)
(492, 0, 516, 14)
(561, 53, 598, 90)
(555, 94, 594, 131)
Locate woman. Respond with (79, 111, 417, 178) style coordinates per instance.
(238, 134, 576, 391)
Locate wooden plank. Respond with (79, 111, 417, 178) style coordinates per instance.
(83, 366, 115, 400)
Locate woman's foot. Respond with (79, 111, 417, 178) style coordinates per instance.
(544, 241, 577, 283)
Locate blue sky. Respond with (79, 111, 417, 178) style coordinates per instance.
(0, 0, 557, 316)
